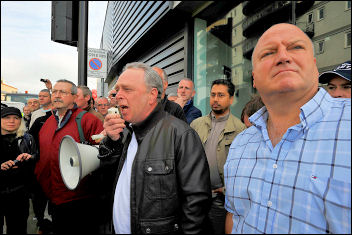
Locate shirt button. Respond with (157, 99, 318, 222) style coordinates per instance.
(267, 201, 272, 207)
(273, 164, 277, 169)
(147, 167, 152, 172)
(146, 228, 151, 233)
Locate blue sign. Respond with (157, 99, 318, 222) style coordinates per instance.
(89, 58, 102, 70)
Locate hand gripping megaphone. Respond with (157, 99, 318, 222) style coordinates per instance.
(59, 135, 100, 190)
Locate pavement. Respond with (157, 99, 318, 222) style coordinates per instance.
(2, 199, 51, 234)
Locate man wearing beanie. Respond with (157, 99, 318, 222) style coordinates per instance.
(1, 106, 37, 234)
(319, 61, 351, 98)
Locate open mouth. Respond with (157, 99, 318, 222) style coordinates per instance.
(119, 105, 128, 111)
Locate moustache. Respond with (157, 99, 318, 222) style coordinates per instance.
(53, 99, 63, 103)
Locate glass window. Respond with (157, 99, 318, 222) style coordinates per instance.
(308, 12, 313, 23)
(318, 7, 324, 20)
(318, 41, 325, 54)
(193, 15, 254, 118)
(346, 1, 351, 10)
(346, 32, 351, 48)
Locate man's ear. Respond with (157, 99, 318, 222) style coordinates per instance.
(149, 88, 159, 104)
(191, 89, 196, 98)
(252, 72, 256, 88)
(84, 95, 91, 102)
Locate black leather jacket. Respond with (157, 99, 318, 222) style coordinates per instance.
(98, 103, 211, 234)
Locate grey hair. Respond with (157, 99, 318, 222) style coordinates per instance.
(56, 79, 77, 95)
(251, 24, 316, 68)
(123, 62, 163, 101)
(161, 68, 168, 83)
(77, 85, 92, 98)
(179, 78, 195, 90)
(96, 96, 109, 104)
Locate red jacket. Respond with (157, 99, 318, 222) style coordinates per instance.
(35, 107, 104, 205)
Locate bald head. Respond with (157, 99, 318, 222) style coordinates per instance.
(252, 23, 315, 68)
(251, 23, 319, 105)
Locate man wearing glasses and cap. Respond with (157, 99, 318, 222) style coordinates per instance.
(319, 61, 351, 98)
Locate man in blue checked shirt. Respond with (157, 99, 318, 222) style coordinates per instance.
(224, 23, 351, 234)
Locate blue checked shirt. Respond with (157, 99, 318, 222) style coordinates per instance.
(224, 88, 351, 234)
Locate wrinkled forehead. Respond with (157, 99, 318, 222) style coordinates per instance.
(28, 98, 39, 103)
(254, 24, 311, 54)
(115, 68, 145, 88)
(179, 80, 193, 89)
(54, 82, 71, 90)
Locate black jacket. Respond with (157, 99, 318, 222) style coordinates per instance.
(0, 133, 37, 195)
(98, 103, 211, 234)
(161, 96, 187, 123)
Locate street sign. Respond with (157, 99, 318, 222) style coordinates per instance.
(87, 48, 107, 78)
(89, 58, 102, 70)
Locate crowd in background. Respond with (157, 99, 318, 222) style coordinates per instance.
(1, 23, 351, 235)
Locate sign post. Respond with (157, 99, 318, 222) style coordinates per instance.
(87, 48, 107, 79)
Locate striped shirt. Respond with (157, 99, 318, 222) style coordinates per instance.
(224, 88, 351, 234)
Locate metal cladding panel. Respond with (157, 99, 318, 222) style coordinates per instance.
(137, 30, 186, 95)
(102, 1, 170, 76)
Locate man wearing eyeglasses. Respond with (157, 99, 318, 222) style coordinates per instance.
(35, 79, 104, 234)
(95, 97, 110, 118)
(108, 89, 118, 108)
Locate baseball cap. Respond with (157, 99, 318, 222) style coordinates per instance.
(319, 61, 351, 84)
(1, 106, 22, 118)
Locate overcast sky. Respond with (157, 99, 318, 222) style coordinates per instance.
(1, 1, 107, 94)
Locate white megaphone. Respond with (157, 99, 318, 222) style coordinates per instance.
(59, 135, 100, 190)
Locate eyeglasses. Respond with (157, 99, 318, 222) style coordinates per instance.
(28, 101, 39, 105)
(52, 89, 72, 96)
(97, 104, 109, 107)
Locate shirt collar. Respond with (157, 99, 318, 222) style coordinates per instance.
(210, 111, 230, 123)
(250, 88, 331, 131)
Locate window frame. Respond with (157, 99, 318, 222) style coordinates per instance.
(307, 12, 314, 24)
(346, 1, 351, 10)
(317, 7, 325, 21)
(317, 40, 325, 54)
(345, 31, 351, 48)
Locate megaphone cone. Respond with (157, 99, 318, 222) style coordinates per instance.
(59, 135, 100, 190)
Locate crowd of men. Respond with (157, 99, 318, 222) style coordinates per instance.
(1, 23, 351, 234)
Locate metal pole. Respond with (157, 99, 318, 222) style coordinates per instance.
(292, 1, 296, 25)
(78, 1, 88, 85)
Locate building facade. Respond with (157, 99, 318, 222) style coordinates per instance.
(100, 1, 351, 118)
(1, 79, 18, 101)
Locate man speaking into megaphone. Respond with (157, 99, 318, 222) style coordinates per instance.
(97, 62, 212, 234)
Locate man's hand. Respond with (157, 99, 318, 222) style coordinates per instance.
(174, 96, 188, 108)
(103, 114, 126, 141)
(212, 187, 225, 195)
(44, 79, 52, 90)
(225, 212, 234, 234)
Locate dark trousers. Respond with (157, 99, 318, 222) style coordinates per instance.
(0, 191, 29, 234)
(31, 179, 52, 228)
(207, 194, 226, 234)
(51, 197, 100, 234)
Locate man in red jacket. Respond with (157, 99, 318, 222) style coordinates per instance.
(35, 79, 104, 234)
